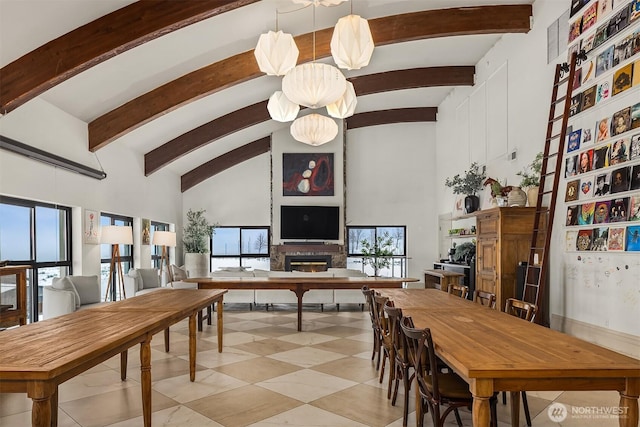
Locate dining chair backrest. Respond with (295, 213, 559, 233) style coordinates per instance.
(373, 294, 391, 334)
(447, 283, 469, 299)
(473, 290, 497, 309)
(504, 298, 537, 321)
(362, 286, 376, 325)
(400, 316, 441, 402)
(383, 302, 403, 356)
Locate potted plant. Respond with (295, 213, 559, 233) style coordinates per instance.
(452, 241, 476, 265)
(445, 162, 486, 214)
(360, 232, 395, 276)
(517, 152, 543, 207)
(183, 209, 216, 277)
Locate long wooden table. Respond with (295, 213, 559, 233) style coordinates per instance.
(0, 288, 226, 427)
(185, 276, 417, 331)
(379, 289, 640, 427)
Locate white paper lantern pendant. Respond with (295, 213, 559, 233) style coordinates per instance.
(331, 15, 375, 70)
(282, 63, 347, 109)
(290, 114, 338, 146)
(254, 30, 299, 76)
(267, 91, 300, 122)
(326, 81, 357, 119)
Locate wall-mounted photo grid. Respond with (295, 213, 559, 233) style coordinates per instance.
(564, 0, 640, 252)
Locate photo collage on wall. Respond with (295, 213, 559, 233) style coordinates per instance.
(564, 0, 640, 252)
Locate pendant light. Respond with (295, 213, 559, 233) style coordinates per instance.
(290, 113, 338, 146)
(326, 81, 357, 118)
(331, 14, 374, 70)
(267, 91, 300, 122)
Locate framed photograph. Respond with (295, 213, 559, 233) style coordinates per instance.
(596, 78, 611, 103)
(630, 133, 640, 159)
(612, 64, 633, 97)
(625, 225, 640, 251)
(594, 172, 611, 196)
(578, 202, 595, 225)
(141, 218, 151, 245)
(608, 227, 626, 251)
(591, 227, 609, 251)
(576, 228, 593, 251)
(567, 129, 582, 152)
(581, 85, 597, 111)
(580, 175, 594, 199)
(629, 194, 640, 221)
(577, 149, 593, 174)
(631, 102, 640, 129)
(634, 59, 640, 87)
(611, 107, 631, 137)
(607, 6, 630, 39)
(593, 23, 608, 49)
(569, 93, 583, 116)
(610, 197, 630, 222)
(630, 164, 640, 190)
(631, 0, 640, 22)
(581, 2, 598, 32)
(565, 154, 578, 178)
(598, 0, 614, 18)
(566, 205, 579, 226)
(83, 209, 100, 244)
(609, 138, 629, 165)
(593, 201, 611, 224)
(566, 179, 580, 202)
(613, 35, 634, 66)
(582, 127, 593, 146)
(593, 144, 610, 169)
(568, 19, 582, 43)
(610, 166, 631, 193)
(596, 117, 610, 142)
(452, 194, 466, 218)
(595, 45, 614, 77)
(282, 153, 334, 196)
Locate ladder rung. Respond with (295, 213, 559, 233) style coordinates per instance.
(547, 133, 562, 141)
(552, 95, 567, 104)
(542, 190, 554, 194)
(556, 76, 570, 85)
(542, 171, 555, 177)
(547, 152, 559, 159)
(550, 115, 565, 123)
(524, 283, 539, 288)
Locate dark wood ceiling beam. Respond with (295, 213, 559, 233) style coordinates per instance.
(0, 0, 257, 114)
(89, 5, 531, 151)
(145, 66, 473, 175)
(181, 136, 270, 192)
(346, 107, 437, 129)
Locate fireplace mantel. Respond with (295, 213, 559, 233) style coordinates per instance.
(270, 244, 346, 270)
(273, 244, 341, 253)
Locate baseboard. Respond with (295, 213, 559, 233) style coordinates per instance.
(551, 314, 640, 358)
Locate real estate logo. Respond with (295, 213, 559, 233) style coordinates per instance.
(547, 402, 568, 422)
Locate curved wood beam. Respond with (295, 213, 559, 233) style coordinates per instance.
(0, 0, 257, 114)
(90, 5, 531, 151)
(346, 107, 437, 129)
(180, 107, 437, 192)
(181, 136, 270, 192)
(145, 66, 473, 175)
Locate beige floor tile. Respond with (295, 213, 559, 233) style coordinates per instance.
(0, 391, 33, 417)
(251, 325, 303, 338)
(311, 338, 372, 356)
(248, 403, 370, 427)
(224, 319, 274, 331)
(185, 346, 259, 368)
(312, 355, 380, 383)
(60, 387, 177, 427)
(102, 346, 172, 370)
(555, 389, 620, 407)
(267, 346, 346, 368)
(312, 383, 407, 427)
(186, 384, 302, 426)
(214, 356, 302, 383)
(277, 331, 339, 346)
(153, 369, 247, 403)
(231, 337, 302, 356)
(256, 368, 358, 403)
(530, 402, 620, 426)
(0, 407, 80, 427)
(312, 324, 368, 337)
(203, 330, 267, 346)
(493, 392, 554, 427)
(125, 355, 207, 382)
(58, 369, 137, 403)
(106, 405, 224, 427)
(151, 335, 219, 356)
(347, 331, 376, 344)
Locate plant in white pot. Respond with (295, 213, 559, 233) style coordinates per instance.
(183, 209, 216, 278)
(517, 152, 543, 207)
(360, 232, 395, 277)
(445, 162, 486, 214)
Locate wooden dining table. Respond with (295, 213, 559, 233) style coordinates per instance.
(379, 288, 640, 427)
(0, 288, 226, 427)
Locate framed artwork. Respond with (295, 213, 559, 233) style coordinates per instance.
(594, 173, 611, 197)
(631, 102, 640, 130)
(630, 133, 640, 159)
(612, 64, 633, 97)
(610, 197, 630, 222)
(609, 138, 629, 165)
(593, 201, 611, 224)
(629, 194, 640, 221)
(452, 194, 466, 218)
(565, 179, 580, 202)
(282, 153, 334, 196)
(596, 117, 610, 142)
(566, 230, 578, 251)
(625, 225, 640, 251)
(142, 218, 151, 245)
(630, 164, 640, 190)
(567, 129, 582, 152)
(83, 209, 99, 244)
(578, 202, 595, 225)
(579, 175, 594, 199)
(596, 78, 611, 103)
(577, 149, 593, 174)
(608, 227, 626, 251)
(591, 227, 609, 251)
(576, 228, 593, 251)
(566, 205, 579, 226)
(610, 166, 631, 193)
(593, 144, 610, 169)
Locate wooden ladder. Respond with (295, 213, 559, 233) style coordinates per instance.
(522, 51, 581, 324)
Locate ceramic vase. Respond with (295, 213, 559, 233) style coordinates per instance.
(527, 186, 539, 207)
(464, 195, 480, 214)
(184, 253, 209, 278)
(508, 187, 527, 207)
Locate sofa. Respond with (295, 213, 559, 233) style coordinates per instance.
(124, 268, 164, 297)
(43, 275, 104, 319)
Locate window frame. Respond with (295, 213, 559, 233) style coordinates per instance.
(211, 226, 270, 268)
(100, 212, 134, 301)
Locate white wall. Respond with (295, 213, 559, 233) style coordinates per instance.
(0, 98, 182, 275)
(435, 0, 639, 356)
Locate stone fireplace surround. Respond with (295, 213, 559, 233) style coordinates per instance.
(270, 243, 346, 271)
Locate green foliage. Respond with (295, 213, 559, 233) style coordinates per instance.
(517, 152, 543, 188)
(183, 209, 216, 253)
(453, 241, 476, 264)
(361, 232, 395, 276)
(445, 162, 486, 195)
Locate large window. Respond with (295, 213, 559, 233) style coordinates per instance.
(0, 196, 72, 322)
(347, 226, 407, 277)
(150, 221, 169, 269)
(211, 226, 270, 270)
(100, 213, 133, 301)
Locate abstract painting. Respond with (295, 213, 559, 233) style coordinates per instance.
(283, 153, 334, 196)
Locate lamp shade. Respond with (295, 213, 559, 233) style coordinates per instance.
(152, 230, 176, 247)
(282, 63, 346, 109)
(290, 113, 338, 146)
(267, 91, 300, 122)
(254, 30, 299, 76)
(100, 225, 133, 245)
(326, 81, 357, 119)
(330, 15, 375, 70)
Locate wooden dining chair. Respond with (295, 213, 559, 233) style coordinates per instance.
(362, 286, 380, 366)
(500, 298, 537, 427)
(384, 303, 413, 427)
(447, 283, 469, 299)
(473, 290, 496, 309)
(400, 316, 472, 427)
(373, 294, 392, 382)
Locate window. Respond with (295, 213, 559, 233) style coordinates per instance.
(0, 196, 72, 322)
(347, 226, 407, 277)
(211, 226, 270, 270)
(100, 213, 133, 301)
(150, 221, 169, 269)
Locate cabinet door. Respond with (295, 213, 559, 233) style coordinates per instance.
(476, 238, 497, 275)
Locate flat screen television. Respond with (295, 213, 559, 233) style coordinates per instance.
(280, 205, 339, 240)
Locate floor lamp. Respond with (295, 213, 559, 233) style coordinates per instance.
(101, 225, 133, 301)
(152, 231, 176, 284)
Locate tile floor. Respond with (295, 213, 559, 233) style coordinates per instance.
(0, 304, 624, 427)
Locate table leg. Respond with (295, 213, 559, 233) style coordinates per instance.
(140, 336, 152, 427)
(217, 299, 224, 353)
(164, 328, 170, 352)
(51, 388, 58, 427)
(197, 307, 203, 332)
(207, 305, 212, 325)
(28, 381, 55, 427)
(189, 314, 196, 382)
(620, 377, 639, 427)
(120, 350, 128, 380)
(294, 285, 308, 332)
(471, 379, 493, 427)
(510, 391, 520, 427)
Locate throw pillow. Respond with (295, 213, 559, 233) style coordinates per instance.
(70, 275, 101, 305)
(218, 266, 247, 272)
(128, 268, 143, 291)
(52, 276, 81, 309)
(138, 268, 160, 289)
(171, 264, 188, 281)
